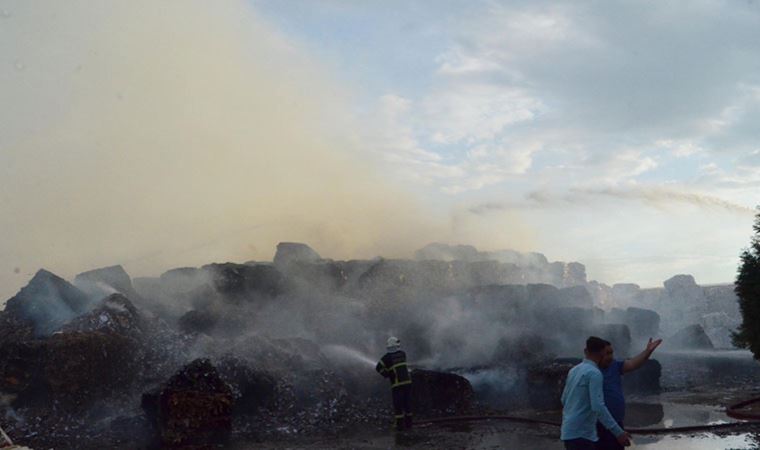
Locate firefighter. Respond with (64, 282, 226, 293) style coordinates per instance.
(376, 336, 413, 430)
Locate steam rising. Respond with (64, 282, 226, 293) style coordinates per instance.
(0, 0, 442, 300)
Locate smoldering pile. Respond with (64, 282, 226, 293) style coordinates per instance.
(0, 242, 671, 448)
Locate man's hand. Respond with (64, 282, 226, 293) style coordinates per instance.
(646, 338, 663, 353)
(617, 431, 632, 447)
(623, 338, 663, 374)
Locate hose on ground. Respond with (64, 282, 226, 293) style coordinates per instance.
(0, 423, 14, 446)
(413, 395, 760, 435)
(727, 395, 760, 421)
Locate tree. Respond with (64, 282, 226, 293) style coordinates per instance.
(733, 207, 760, 358)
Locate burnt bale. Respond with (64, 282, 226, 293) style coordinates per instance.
(0, 295, 146, 409)
(558, 285, 594, 308)
(159, 267, 209, 291)
(273, 242, 322, 267)
(527, 360, 576, 410)
(357, 259, 411, 291)
(0, 338, 39, 397)
(564, 262, 588, 287)
(527, 284, 562, 310)
(4, 269, 91, 335)
(202, 263, 284, 302)
(141, 387, 161, 431)
(217, 357, 277, 415)
(553, 306, 594, 334)
(410, 369, 473, 417)
(414, 243, 481, 261)
(178, 309, 219, 335)
(156, 359, 233, 448)
(0, 310, 36, 346)
(492, 333, 550, 366)
(280, 261, 350, 292)
(664, 274, 702, 300)
(624, 307, 660, 341)
(1, 330, 141, 410)
(592, 323, 632, 358)
(548, 358, 662, 400)
(44, 331, 140, 404)
(74, 265, 143, 304)
(623, 359, 661, 395)
(59, 293, 147, 337)
(669, 324, 714, 349)
(133, 269, 213, 319)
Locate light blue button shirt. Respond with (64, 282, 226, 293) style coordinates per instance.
(560, 359, 624, 441)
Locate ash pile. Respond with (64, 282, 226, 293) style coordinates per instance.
(0, 242, 664, 448)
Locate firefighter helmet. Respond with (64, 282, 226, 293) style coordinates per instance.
(386, 336, 401, 349)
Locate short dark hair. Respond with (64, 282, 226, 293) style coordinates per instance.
(586, 336, 611, 354)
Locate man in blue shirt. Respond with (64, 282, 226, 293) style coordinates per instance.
(597, 338, 662, 450)
(561, 336, 632, 450)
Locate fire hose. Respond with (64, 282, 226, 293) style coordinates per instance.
(413, 395, 760, 435)
(726, 395, 760, 421)
(0, 423, 13, 447)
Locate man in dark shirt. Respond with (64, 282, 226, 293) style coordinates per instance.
(376, 336, 413, 430)
(597, 338, 662, 450)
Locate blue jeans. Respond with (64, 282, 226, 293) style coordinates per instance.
(563, 438, 596, 450)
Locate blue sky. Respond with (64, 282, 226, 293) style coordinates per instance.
(249, 0, 760, 286)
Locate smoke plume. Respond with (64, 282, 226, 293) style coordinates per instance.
(0, 0, 442, 301)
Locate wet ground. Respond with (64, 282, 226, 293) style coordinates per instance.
(232, 394, 760, 450)
(232, 420, 760, 449)
(240, 350, 760, 449)
(5, 350, 760, 448)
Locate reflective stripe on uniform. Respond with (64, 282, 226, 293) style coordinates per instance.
(390, 361, 410, 386)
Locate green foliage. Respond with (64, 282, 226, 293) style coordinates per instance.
(732, 207, 760, 358)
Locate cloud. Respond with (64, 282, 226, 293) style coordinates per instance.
(267, 0, 759, 285)
(737, 150, 760, 169)
(372, 90, 540, 193)
(468, 186, 755, 216)
(370, 0, 760, 199)
(436, 3, 604, 75)
(655, 139, 705, 158)
(422, 83, 544, 145)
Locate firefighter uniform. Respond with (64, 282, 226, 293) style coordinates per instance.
(376, 349, 413, 430)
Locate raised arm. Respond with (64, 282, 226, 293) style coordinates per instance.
(622, 338, 662, 374)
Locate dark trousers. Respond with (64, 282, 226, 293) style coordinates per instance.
(391, 384, 412, 430)
(596, 422, 624, 450)
(563, 438, 596, 450)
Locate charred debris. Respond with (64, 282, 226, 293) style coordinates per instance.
(0, 242, 734, 448)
